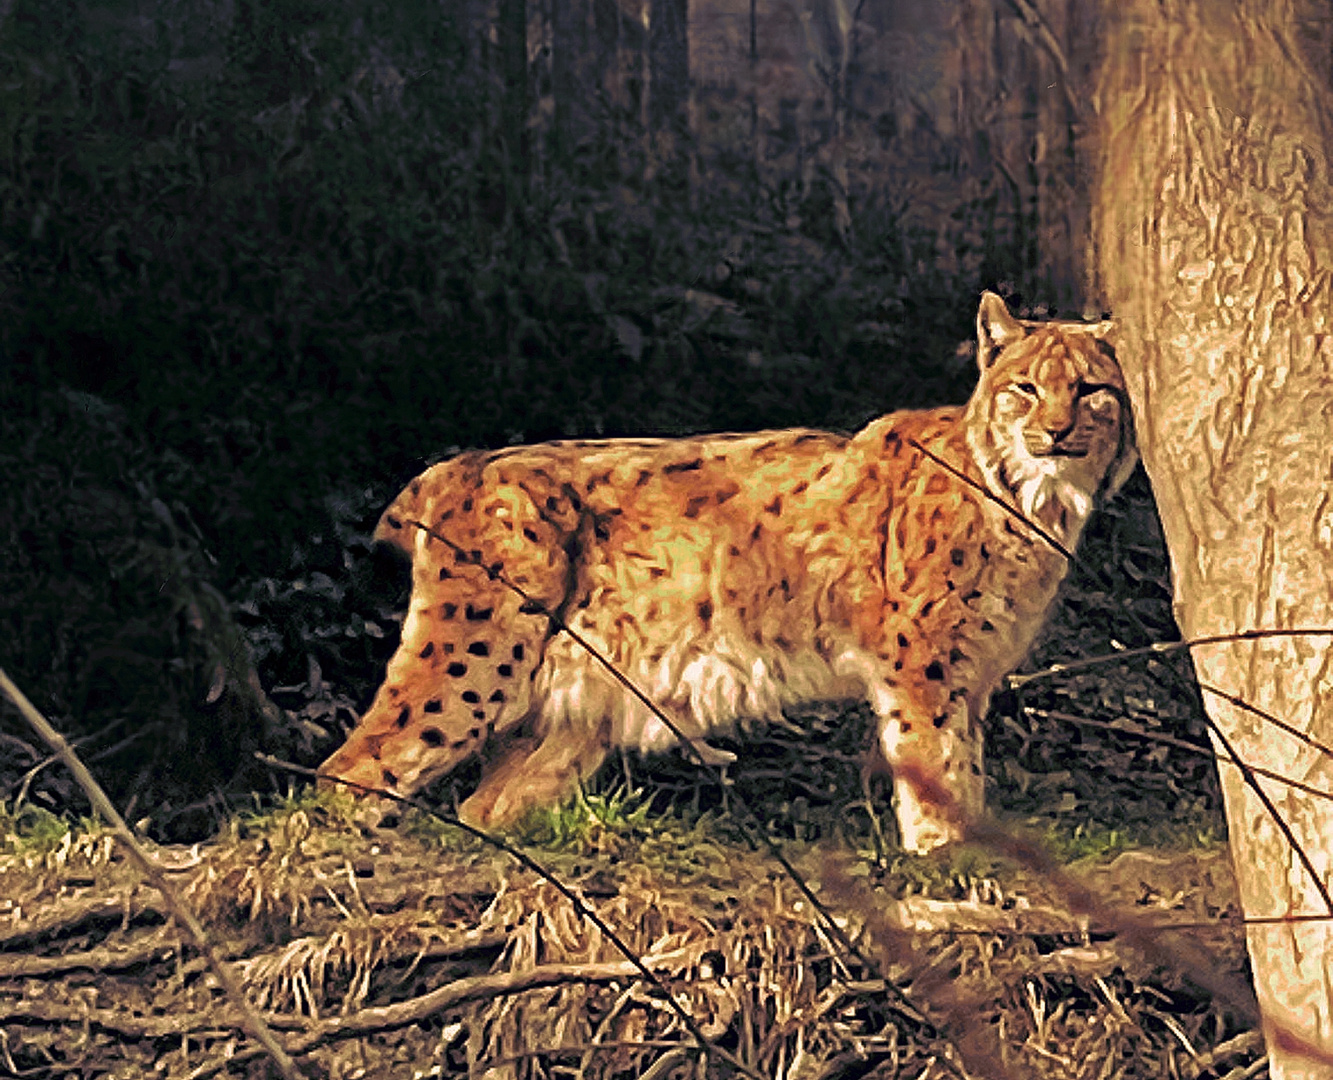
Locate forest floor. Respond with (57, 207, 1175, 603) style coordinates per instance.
(0, 792, 1258, 1080)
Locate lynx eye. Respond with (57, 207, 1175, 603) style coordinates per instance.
(1014, 381, 1038, 396)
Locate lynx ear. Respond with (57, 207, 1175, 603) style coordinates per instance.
(976, 291, 1025, 371)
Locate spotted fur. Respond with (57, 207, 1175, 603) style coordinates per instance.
(319, 292, 1135, 852)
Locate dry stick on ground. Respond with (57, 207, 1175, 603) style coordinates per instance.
(0, 961, 644, 1042)
(261, 755, 771, 1080)
(0, 930, 181, 978)
(0, 893, 165, 948)
(0, 667, 304, 1080)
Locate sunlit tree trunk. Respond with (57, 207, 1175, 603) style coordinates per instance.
(1091, 1, 1333, 1075)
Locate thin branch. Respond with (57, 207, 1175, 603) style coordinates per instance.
(184, 963, 688, 1080)
(1197, 680, 1333, 761)
(1203, 716, 1333, 916)
(1009, 628, 1333, 689)
(0, 667, 304, 1080)
(0, 931, 179, 978)
(1029, 708, 1333, 803)
(907, 439, 1074, 561)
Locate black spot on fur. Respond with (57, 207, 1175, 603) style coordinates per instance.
(498, 663, 514, 677)
(513, 644, 525, 660)
(465, 604, 493, 621)
(981, 620, 996, 632)
(419, 642, 434, 659)
(439, 567, 452, 581)
(461, 690, 481, 704)
(697, 599, 713, 628)
(395, 706, 411, 729)
(488, 689, 505, 703)
(519, 600, 546, 615)
(472, 709, 486, 720)
(424, 699, 443, 713)
(442, 602, 458, 619)
(447, 662, 468, 677)
(523, 527, 539, 542)
(949, 647, 966, 664)
(462, 497, 473, 512)
(932, 714, 949, 729)
(925, 660, 945, 681)
(467, 641, 491, 657)
(897, 632, 910, 648)
(382, 769, 399, 786)
(765, 495, 783, 515)
(664, 458, 703, 474)
(421, 728, 445, 747)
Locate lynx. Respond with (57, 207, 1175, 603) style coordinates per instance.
(319, 292, 1135, 852)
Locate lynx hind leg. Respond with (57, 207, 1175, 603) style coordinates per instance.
(320, 460, 576, 816)
(877, 695, 985, 854)
(459, 725, 613, 829)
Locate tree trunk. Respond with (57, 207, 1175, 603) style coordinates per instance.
(499, 0, 529, 183)
(647, 0, 689, 192)
(1090, 1, 1333, 1075)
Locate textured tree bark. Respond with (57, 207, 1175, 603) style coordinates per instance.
(1090, 1, 1333, 1075)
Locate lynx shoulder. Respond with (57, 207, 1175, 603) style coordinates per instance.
(319, 292, 1135, 852)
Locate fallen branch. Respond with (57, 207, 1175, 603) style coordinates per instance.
(0, 930, 178, 978)
(186, 960, 651, 1079)
(0, 667, 303, 1080)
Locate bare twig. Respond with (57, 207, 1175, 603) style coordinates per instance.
(907, 438, 1074, 561)
(1030, 708, 1333, 803)
(185, 962, 687, 1080)
(0, 667, 304, 1080)
(1009, 628, 1333, 689)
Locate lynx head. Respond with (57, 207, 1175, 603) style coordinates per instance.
(964, 291, 1137, 543)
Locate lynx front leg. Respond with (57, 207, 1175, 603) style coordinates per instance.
(876, 696, 985, 853)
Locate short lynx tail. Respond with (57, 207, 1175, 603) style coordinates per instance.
(373, 468, 443, 555)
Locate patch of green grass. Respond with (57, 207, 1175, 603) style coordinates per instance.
(0, 803, 73, 854)
(1037, 807, 1226, 864)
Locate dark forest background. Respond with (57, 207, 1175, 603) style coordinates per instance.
(0, 0, 1233, 842)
